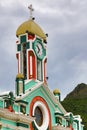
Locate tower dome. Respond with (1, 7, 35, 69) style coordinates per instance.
(16, 19, 46, 41)
(53, 89, 60, 94)
(16, 73, 24, 79)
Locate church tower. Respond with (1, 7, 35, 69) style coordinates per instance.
(16, 5, 47, 82)
(0, 5, 84, 130)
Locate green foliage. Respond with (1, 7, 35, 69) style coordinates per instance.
(61, 83, 87, 130)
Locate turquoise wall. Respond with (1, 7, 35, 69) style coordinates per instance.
(0, 100, 3, 108)
(1, 119, 16, 130)
(22, 85, 64, 126)
(25, 80, 37, 91)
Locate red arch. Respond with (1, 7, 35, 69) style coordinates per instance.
(30, 96, 52, 130)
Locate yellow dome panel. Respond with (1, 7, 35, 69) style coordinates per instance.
(16, 73, 24, 79)
(53, 89, 60, 94)
(16, 20, 46, 40)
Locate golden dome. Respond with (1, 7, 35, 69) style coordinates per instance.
(16, 73, 24, 79)
(53, 89, 60, 94)
(16, 20, 46, 41)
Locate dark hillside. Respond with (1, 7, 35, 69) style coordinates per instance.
(62, 83, 87, 130)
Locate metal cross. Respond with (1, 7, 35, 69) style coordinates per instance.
(28, 4, 34, 19)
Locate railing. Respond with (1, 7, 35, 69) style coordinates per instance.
(0, 108, 35, 124)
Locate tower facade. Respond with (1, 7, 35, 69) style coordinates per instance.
(16, 20, 47, 82)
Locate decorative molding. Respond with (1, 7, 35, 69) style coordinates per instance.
(0, 122, 30, 130)
(15, 82, 66, 114)
(0, 108, 35, 124)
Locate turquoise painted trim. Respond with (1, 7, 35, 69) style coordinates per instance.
(1, 118, 16, 130)
(0, 100, 3, 108)
(33, 39, 46, 60)
(62, 119, 66, 127)
(20, 35, 26, 43)
(1, 118, 16, 124)
(36, 37, 42, 42)
(18, 42, 30, 50)
(17, 123, 29, 128)
(13, 104, 19, 112)
(81, 125, 84, 130)
(17, 44, 21, 51)
(26, 42, 30, 49)
(25, 80, 37, 91)
(73, 122, 78, 130)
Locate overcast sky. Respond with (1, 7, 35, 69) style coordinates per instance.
(0, 0, 87, 100)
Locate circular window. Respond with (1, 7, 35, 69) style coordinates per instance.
(34, 107, 43, 126)
(33, 101, 49, 130)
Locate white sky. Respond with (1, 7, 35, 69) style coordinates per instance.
(0, 0, 87, 99)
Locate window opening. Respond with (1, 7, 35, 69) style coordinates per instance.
(34, 107, 43, 126)
(37, 60, 42, 81)
(21, 43, 27, 79)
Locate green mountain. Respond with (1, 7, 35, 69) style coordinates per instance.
(61, 83, 87, 130)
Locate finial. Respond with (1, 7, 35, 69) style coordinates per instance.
(28, 4, 34, 19)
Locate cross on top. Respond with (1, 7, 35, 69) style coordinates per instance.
(28, 4, 34, 19)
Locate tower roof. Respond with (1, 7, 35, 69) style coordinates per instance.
(53, 89, 60, 94)
(16, 19, 46, 41)
(16, 73, 24, 79)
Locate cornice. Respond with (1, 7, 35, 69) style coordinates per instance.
(0, 108, 35, 124)
(0, 122, 30, 130)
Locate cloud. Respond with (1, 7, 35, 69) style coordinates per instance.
(0, 0, 87, 99)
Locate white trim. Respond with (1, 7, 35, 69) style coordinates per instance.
(37, 60, 42, 81)
(30, 40, 33, 49)
(33, 101, 49, 130)
(43, 57, 47, 81)
(0, 98, 4, 104)
(19, 81, 23, 95)
(30, 55, 33, 75)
